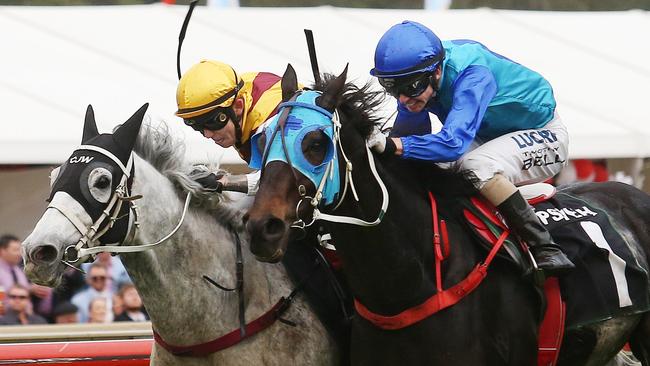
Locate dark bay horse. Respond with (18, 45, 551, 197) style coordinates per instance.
(244, 65, 650, 365)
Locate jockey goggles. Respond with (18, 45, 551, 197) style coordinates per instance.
(183, 107, 232, 133)
(378, 72, 433, 98)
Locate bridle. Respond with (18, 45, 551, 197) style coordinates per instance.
(48, 141, 303, 355)
(47, 144, 192, 271)
(257, 90, 390, 230)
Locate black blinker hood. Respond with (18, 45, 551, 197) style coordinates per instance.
(47, 104, 148, 245)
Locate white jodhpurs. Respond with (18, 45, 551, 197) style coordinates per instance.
(458, 112, 569, 190)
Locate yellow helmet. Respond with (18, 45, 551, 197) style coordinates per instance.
(175, 60, 244, 119)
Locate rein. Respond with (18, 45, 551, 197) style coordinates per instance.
(77, 192, 192, 257)
(310, 141, 389, 227)
(354, 192, 509, 330)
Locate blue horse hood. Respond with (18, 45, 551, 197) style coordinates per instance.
(249, 91, 340, 206)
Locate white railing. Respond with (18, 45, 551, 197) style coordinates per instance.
(0, 322, 153, 343)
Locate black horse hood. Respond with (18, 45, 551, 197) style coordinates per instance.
(48, 104, 148, 227)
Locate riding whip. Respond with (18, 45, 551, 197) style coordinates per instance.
(304, 29, 322, 85)
(177, 0, 199, 79)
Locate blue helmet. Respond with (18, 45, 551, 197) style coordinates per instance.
(370, 21, 445, 78)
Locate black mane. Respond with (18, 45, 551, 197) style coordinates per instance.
(313, 73, 385, 140)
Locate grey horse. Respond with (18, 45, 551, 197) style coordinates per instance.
(21, 104, 337, 365)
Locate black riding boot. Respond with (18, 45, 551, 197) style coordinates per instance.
(497, 191, 575, 276)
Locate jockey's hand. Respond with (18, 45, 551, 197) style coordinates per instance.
(188, 167, 224, 193)
(366, 126, 396, 155)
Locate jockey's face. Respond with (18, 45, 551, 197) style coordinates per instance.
(397, 67, 441, 113)
(398, 84, 435, 113)
(203, 119, 236, 148)
(202, 98, 244, 148)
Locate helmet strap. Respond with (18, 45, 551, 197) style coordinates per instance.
(223, 106, 243, 149)
(429, 66, 442, 101)
(234, 122, 243, 149)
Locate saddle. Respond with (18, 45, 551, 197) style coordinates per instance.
(461, 183, 650, 366)
(462, 183, 650, 327)
(317, 183, 649, 366)
(461, 183, 563, 365)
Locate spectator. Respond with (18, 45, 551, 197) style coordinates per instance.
(82, 252, 131, 293)
(88, 297, 110, 324)
(0, 235, 29, 308)
(0, 234, 52, 318)
(51, 266, 86, 315)
(52, 301, 79, 324)
(0, 284, 47, 325)
(114, 284, 148, 322)
(71, 263, 113, 323)
(112, 293, 124, 319)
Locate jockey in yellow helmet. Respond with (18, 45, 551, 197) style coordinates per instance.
(176, 60, 286, 195)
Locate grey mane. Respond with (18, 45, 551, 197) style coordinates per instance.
(132, 119, 243, 229)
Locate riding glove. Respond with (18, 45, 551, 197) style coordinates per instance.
(366, 126, 396, 155)
(188, 167, 224, 193)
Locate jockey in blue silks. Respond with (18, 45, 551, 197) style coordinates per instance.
(367, 20, 574, 275)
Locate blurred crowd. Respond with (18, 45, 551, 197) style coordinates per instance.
(553, 159, 610, 186)
(0, 235, 148, 326)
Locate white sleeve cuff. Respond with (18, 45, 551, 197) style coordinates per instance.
(246, 171, 261, 196)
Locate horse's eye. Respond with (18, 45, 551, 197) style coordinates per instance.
(95, 175, 110, 189)
(88, 167, 112, 203)
(301, 130, 329, 166)
(310, 141, 325, 152)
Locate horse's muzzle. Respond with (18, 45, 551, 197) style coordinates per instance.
(29, 244, 59, 264)
(246, 214, 289, 262)
(23, 245, 63, 287)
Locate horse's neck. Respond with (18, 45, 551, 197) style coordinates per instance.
(331, 131, 439, 313)
(335, 134, 485, 314)
(120, 157, 288, 344)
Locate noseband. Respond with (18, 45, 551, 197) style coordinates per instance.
(47, 144, 192, 270)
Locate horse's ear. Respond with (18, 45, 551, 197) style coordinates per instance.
(281, 64, 298, 102)
(319, 64, 348, 112)
(82, 104, 99, 143)
(113, 103, 148, 153)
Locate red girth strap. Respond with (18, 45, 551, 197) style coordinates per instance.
(153, 298, 288, 357)
(354, 192, 509, 330)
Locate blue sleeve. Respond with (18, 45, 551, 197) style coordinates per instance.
(401, 65, 497, 162)
(390, 101, 432, 138)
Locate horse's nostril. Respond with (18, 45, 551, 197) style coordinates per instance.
(242, 213, 250, 225)
(264, 217, 286, 238)
(31, 245, 58, 263)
